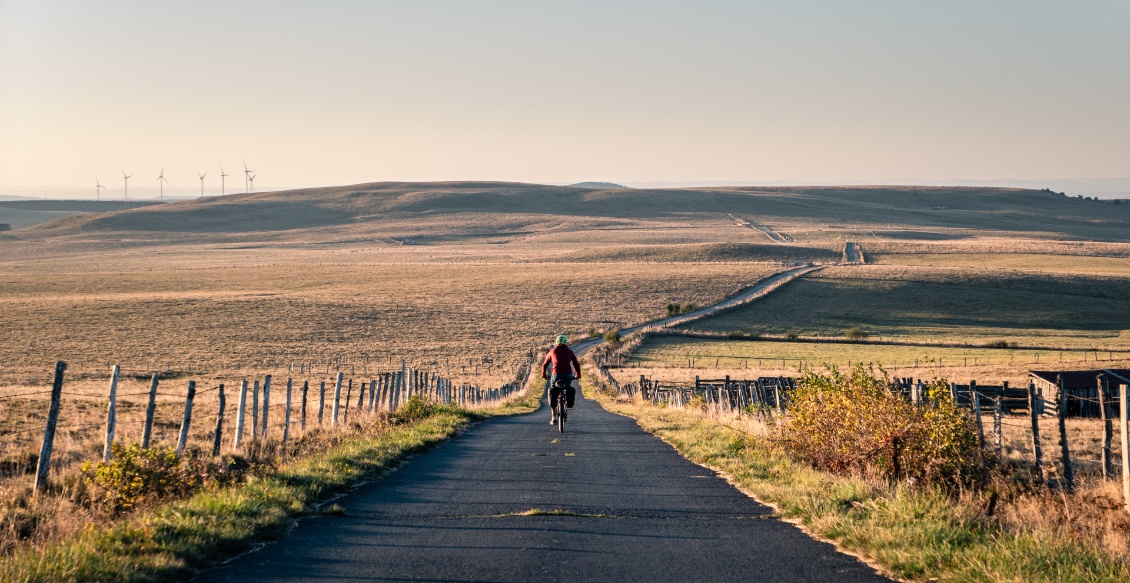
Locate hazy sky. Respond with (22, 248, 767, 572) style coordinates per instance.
(2, 1, 1128, 198)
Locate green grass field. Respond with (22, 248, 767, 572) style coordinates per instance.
(679, 266, 1130, 350)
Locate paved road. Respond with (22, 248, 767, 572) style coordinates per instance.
(572, 264, 824, 355)
(210, 389, 890, 582)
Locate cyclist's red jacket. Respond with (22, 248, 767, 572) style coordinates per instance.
(542, 345, 581, 379)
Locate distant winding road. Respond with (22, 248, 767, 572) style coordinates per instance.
(209, 264, 888, 583)
(572, 263, 824, 355)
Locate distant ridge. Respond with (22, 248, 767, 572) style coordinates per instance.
(22, 181, 1130, 242)
(568, 181, 628, 189)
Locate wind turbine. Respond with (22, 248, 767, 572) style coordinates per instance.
(247, 172, 257, 194)
(242, 161, 253, 193)
(197, 172, 207, 198)
(219, 166, 230, 196)
(122, 170, 132, 199)
(95, 177, 105, 200)
(156, 166, 168, 200)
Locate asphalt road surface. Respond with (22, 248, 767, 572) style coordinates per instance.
(209, 389, 891, 582)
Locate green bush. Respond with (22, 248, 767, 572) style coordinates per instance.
(682, 302, 698, 314)
(782, 365, 986, 488)
(845, 327, 868, 340)
(604, 329, 622, 343)
(726, 330, 746, 339)
(665, 303, 680, 317)
(395, 394, 437, 423)
(81, 443, 236, 514)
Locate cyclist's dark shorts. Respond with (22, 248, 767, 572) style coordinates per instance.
(550, 374, 577, 408)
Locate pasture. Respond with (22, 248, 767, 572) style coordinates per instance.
(678, 265, 1130, 349)
(618, 335, 1130, 386)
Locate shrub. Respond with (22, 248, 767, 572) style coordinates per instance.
(782, 365, 985, 488)
(682, 302, 698, 314)
(726, 330, 746, 339)
(665, 303, 680, 317)
(604, 329, 622, 343)
(845, 327, 868, 340)
(785, 332, 798, 341)
(395, 394, 437, 423)
(985, 340, 1017, 349)
(81, 443, 234, 514)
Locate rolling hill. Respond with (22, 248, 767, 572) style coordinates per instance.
(20, 181, 1130, 242)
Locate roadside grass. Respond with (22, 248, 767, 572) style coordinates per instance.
(588, 389, 1130, 582)
(2, 386, 541, 583)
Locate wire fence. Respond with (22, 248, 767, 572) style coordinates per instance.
(4, 354, 540, 493)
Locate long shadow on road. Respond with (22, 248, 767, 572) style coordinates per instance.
(208, 390, 890, 583)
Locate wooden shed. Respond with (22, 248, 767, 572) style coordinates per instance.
(1028, 369, 1130, 418)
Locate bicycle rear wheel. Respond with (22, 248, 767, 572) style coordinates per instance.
(557, 400, 566, 433)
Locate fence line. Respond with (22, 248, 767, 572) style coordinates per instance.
(18, 353, 536, 493)
(609, 367, 1130, 512)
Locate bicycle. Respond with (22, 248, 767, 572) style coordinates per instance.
(551, 378, 572, 433)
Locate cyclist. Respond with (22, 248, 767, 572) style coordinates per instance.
(542, 334, 580, 425)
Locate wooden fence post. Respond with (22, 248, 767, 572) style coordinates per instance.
(283, 378, 293, 444)
(1028, 381, 1046, 484)
(1099, 375, 1113, 479)
(141, 373, 160, 449)
(251, 380, 260, 441)
(318, 381, 326, 425)
(368, 379, 376, 414)
(332, 372, 343, 427)
(176, 380, 196, 455)
(1056, 375, 1074, 491)
(300, 380, 309, 431)
(34, 361, 65, 493)
(993, 396, 1003, 467)
(212, 384, 225, 457)
(344, 378, 353, 423)
(1120, 384, 1129, 513)
(399, 360, 406, 407)
(972, 390, 985, 448)
(260, 375, 272, 439)
(103, 365, 120, 462)
(233, 380, 249, 449)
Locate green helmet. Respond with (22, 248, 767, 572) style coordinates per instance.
(555, 334, 569, 345)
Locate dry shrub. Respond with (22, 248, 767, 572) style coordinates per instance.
(81, 442, 252, 514)
(783, 364, 986, 487)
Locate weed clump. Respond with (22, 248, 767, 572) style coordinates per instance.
(81, 442, 250, 514)
(845, 327, 868, 340)
(782, 364, 986, 488)
(604, 329, 622, 343)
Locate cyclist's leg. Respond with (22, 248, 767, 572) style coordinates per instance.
(549, 375, 561, 422)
